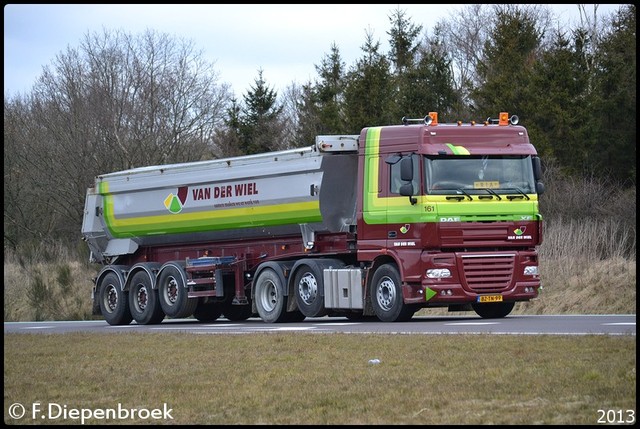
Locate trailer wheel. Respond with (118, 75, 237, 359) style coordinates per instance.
(128, 271, 165, 325)
(98, 272, 132, 326)
(193, 302, 223, 322)
(294, 262, 327, 317)
(158, 265, 197, 318)
(254, 268, 288, 323)
(472, 302, 515, 319)
(370, 264, 415, 322)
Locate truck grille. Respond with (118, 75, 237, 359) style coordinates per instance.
(461, 254, 515, 293)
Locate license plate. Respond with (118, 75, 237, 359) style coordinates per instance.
(477, 295, 503, 303)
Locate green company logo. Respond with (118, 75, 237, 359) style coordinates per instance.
(514, 226, 526, 236)
(164, 186, 189, 214)
(507, 226, 532, 241)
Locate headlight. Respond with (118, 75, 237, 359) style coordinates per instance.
(426, 268, 451, 279)
(524, 266, 538, 276)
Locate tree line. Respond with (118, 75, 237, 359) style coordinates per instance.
(3, 4, 636, 251)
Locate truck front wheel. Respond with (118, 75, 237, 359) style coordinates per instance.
(472, 302, 515, 319)
(370, 264, 415, 322)
(254, 268, 288, 323)
(98, 272, 132, 326)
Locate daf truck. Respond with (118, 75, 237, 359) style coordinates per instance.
(81, 112, 544, 325)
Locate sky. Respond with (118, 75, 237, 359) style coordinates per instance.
(4, 4, 624, 98)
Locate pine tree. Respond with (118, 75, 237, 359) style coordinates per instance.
(343, 30, 395, 132)
(239, 69, 284, 154)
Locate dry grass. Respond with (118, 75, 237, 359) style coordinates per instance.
(3, 258, 96, 322)
(3, 332, 636, 425)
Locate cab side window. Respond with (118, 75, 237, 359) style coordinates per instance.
(389, 157, 418, 194)
(390, 163, 403, 194)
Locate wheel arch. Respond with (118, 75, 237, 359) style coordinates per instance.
(364, 255, 401, 304)
(95, 265, 128, 292)
(157, 261, 188, 289)
(125, 262, 162, 291)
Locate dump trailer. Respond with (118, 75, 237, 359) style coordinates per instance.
(82, 112, 544, 325)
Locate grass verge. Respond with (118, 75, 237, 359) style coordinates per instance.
(4, 332, 636, 425)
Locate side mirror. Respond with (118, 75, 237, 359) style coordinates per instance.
(399, 183, 417, 205)
(400, 157, 413, 181)
(532, 156, 543, 181)
(536, 181, 545, 195)
(399, 157, 417, 205)
(399, 183, 414, 197)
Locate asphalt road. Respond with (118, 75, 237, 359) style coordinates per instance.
(4, 314, 636, 336)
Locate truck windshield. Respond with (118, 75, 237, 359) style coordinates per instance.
(424, 155, 536, 195)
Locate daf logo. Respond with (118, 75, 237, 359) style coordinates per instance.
(440, 217, 460, 222)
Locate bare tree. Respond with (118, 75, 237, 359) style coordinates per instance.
(279, 82, 304, 149)
(4, 28, 231, 246)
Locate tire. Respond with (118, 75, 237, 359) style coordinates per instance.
(128, 271, 165, 325)
(98, 272, 132, 326)
(293, 262, 327, 317)
(472, 301, 515, 319)
(370, 264, 415, 322)
(157, 265, 197, 318)
(254, 268, 288, 323)
(193, 301, 223, 322)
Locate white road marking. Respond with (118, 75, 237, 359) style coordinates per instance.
(445, 322, 500, 326)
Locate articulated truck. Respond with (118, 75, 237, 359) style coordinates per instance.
(82, 112, 544, 325)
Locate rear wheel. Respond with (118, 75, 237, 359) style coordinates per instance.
(98, 272, 132, 326)
(370, 264, 415, 322)
(472, 302, 515, 319)
(128, 271, 165, 325)
(294, 262, 327, 317)
(254, 268, 288, 323)
(158, 265, 197, 318)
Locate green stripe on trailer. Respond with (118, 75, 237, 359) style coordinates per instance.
(102, 196, 322, 237)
